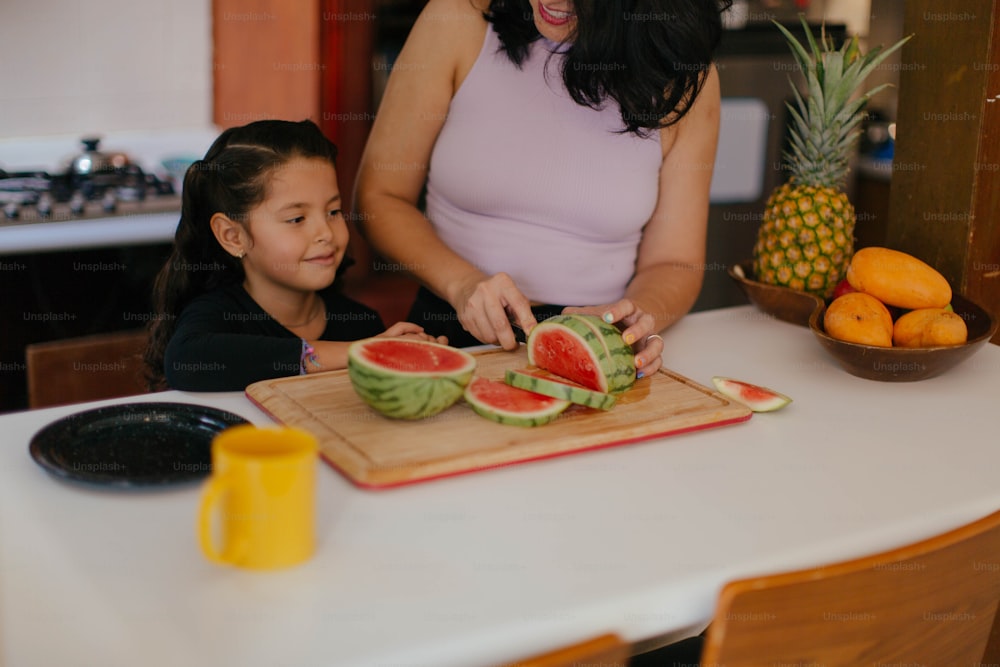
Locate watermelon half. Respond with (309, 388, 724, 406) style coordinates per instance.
(711, 377, 792, 413)
(348, 338, 476, 419)
(464, 377, 570, 427)
(505, 368, 617, 411)
(526, 314, 636, 394)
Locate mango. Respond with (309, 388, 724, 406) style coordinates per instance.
(823, 292, 893, 347)
(892, 308, 968, 347)
(846, 247, 952, 310)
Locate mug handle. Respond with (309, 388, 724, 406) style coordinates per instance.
(198, 473, 244, 565)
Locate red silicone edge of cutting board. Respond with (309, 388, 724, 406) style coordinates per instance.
(246, 391, 751, 490)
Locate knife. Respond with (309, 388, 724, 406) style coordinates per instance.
(506, 308, 527, 344)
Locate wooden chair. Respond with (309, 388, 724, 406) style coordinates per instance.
(495, 633, 629, 667)
(25, 329, 149, 409)
(701, 508, 1000, 666)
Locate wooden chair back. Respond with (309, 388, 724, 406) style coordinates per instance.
(701, 509, 1000, 666)
(25, 329, 149, 409)
(495, 633, 628, 667)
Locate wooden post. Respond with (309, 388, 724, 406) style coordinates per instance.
(212, 0, 322, 128)
(319, 0, 377, 281)
(887, 0, 1000, 342)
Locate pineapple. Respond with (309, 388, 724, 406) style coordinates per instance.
(753, 18, 910, 298)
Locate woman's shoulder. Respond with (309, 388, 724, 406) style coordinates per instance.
(407, 0, 487, 58)
(419, 0, 488, 23)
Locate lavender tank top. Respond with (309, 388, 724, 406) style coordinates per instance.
(425, 24, 663, 306)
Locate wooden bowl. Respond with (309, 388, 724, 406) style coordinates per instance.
(728, 260, 824, 327)
(808, 293, 998, 382)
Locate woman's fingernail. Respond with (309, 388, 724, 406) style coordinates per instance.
(624, 333, 635, 345)
(603, 312, 614, 323)
(635, 356, 644, 368)
(637, 371, 645, 379)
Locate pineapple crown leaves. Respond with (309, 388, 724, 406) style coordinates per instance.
(776, 16, 912, 188)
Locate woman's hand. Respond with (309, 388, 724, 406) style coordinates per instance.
(450, 272, 536, 350)
(563, 299, 664, 377)
(379, 321, 448, 345)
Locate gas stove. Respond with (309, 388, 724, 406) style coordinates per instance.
(0, 168, 180, 224)
(0, 136, 181, 224)
(0, 129, 218, 254)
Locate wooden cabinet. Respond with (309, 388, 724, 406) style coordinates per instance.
(852, 168, 892, 251)
(889, 0, 1000, 341)
(213, 0, 426, 325)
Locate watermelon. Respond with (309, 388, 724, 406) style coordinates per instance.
(464, 377, 570, 427)
(526, 314, 636, 394)
(505, 368, 617, 411)
(711, 377, 792, 413)
(348, 338, 476, 419)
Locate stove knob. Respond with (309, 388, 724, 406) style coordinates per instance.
(102, 190, 118, 213)
(3, 202, 19, 220)
(37, 194, 53, 217)
(69, 192, 86, 215)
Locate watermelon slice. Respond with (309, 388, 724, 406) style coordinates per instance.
(464, 377, 570, 427)
(505, 368, 617, 410)
(348, 339, 476, 419)
(711, 377, 792, 413)
(526, 314, 635, 394)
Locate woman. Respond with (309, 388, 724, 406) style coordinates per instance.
(356, 0, 728, 378)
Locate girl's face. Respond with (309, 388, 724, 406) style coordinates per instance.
(240, 157, 348, 296)
(527, 0, 576, 42)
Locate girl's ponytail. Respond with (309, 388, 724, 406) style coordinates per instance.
(144, 159, 243, 389)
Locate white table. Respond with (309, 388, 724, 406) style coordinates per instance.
(3, 305, 999, 667)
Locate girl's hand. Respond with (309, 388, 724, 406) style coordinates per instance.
(378, 321, 448, 345)
(451, 272, 536, 350)
(563, 299, 664, 377)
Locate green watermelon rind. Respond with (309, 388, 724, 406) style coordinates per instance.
(504, 369, 617, 411)
(711, 376, 792, 413)
(347, 339, 476, 420)
(527, 316, 614, 392)
(565, 314, 636, 394)
(527, 314, 636, 395)
(463, 378, 570, 428)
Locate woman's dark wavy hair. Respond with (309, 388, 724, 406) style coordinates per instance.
(143, 119, 339, 389)
(485, 0, 731, 134)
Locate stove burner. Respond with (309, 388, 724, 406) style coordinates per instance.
(0, 167, 178, 223)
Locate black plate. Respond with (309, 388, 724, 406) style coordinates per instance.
(28, 402, 249, 489)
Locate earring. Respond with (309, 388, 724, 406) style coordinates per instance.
(235, 250, 246, 259)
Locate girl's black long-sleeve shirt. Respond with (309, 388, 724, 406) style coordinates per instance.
(164, 283, 384, 391)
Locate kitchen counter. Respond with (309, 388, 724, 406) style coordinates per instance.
(0, 210, 178, 254)
(3, 305, 999, 666)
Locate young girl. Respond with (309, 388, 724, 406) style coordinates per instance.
(144, 119, 443, 392)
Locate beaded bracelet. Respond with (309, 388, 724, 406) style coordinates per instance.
(300, 339, 321, 375)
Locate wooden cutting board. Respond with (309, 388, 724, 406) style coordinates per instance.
(245, 348, 751, 489)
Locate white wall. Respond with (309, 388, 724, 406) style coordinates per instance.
(0, 0, 212, 139)
(807, 0, 873, 39)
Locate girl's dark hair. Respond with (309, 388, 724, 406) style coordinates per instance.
(486, 0, 731, 134)
(143, 119, 339, 389)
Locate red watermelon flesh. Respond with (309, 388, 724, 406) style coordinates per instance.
(467, 377, 565, 411)
(356, 339, 472, 374)
(711, 377, 791, 412)
(464, 377, 570, 427)
(528, 328, 604, 391)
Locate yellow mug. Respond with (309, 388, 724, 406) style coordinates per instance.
(198, 425, 318, 570)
